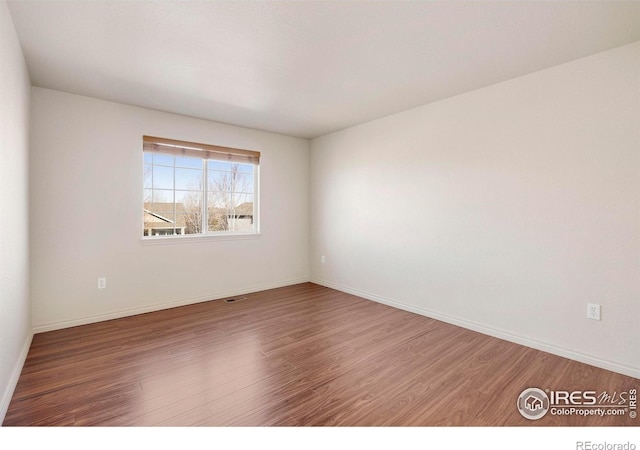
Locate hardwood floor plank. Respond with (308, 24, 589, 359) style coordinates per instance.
(4, 282, 637, 426)
(155, 406, 213, 427)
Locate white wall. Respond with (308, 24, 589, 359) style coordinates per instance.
(310, 41, 640, 378)
(30, 88, 309, 331)
(0, 1, 32, 422)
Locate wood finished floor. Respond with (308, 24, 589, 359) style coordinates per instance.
(4, 283, 638, 426)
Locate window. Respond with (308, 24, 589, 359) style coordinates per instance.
(142, 135, 259, 238)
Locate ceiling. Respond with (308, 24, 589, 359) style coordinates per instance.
(7, 1, 640, 139)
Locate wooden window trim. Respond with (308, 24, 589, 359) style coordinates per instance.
(143, 135, 260, 165)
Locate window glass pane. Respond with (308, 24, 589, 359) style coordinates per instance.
(207, 160, 232, 172)
(177, 191, 202, 235)
(207, 194, 254, 232)
(207, 161, 253, 173)
(146, 189, 174, 205)
(152, 153, 174, 166)
(207, 170, 226, 192)
(143, 153, 153, 164)
(145, 204, 174, 217)
(234, 193, 254, 209)
(207, 210, 228, 232)
(143, 164, 153, 189)
(175, 167, 202, 191)
(171, 213, 187, 235)
(174, 190, 188, 203)
(208, 167, 253, 194)
(207, 192, 254, 209)
(144, 208, 176, 237)
(176, 190, 200, 209)
(174, 213, 198, 235)
(207, 190, 229, 209)
(235, 163, 254, 173)
(175, 156, 202, 169)
(152, 165, 174, 189)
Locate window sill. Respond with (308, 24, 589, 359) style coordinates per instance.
(139, 233, 262, 245)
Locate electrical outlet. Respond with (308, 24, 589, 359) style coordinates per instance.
(97, 277, 106, 289)
(321, 255, 326, 264)
(587, 303, 600, 320)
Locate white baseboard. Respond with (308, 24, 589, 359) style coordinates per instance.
(310, 277, 640, 380)
(33, 276, 310, 333)
(1, 331, 33, 425)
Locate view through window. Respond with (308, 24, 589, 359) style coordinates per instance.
(143, 136, 259, 237)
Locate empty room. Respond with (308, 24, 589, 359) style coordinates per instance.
(1, 0, 639, 440)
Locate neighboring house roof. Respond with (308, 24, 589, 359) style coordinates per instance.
(220, 202, 253, 216)
(143, 202, 187, 229)
(144, 210, 173, 223)
(143, 202, 253, 229)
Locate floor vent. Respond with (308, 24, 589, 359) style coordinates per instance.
(224, 296, 247, 304)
